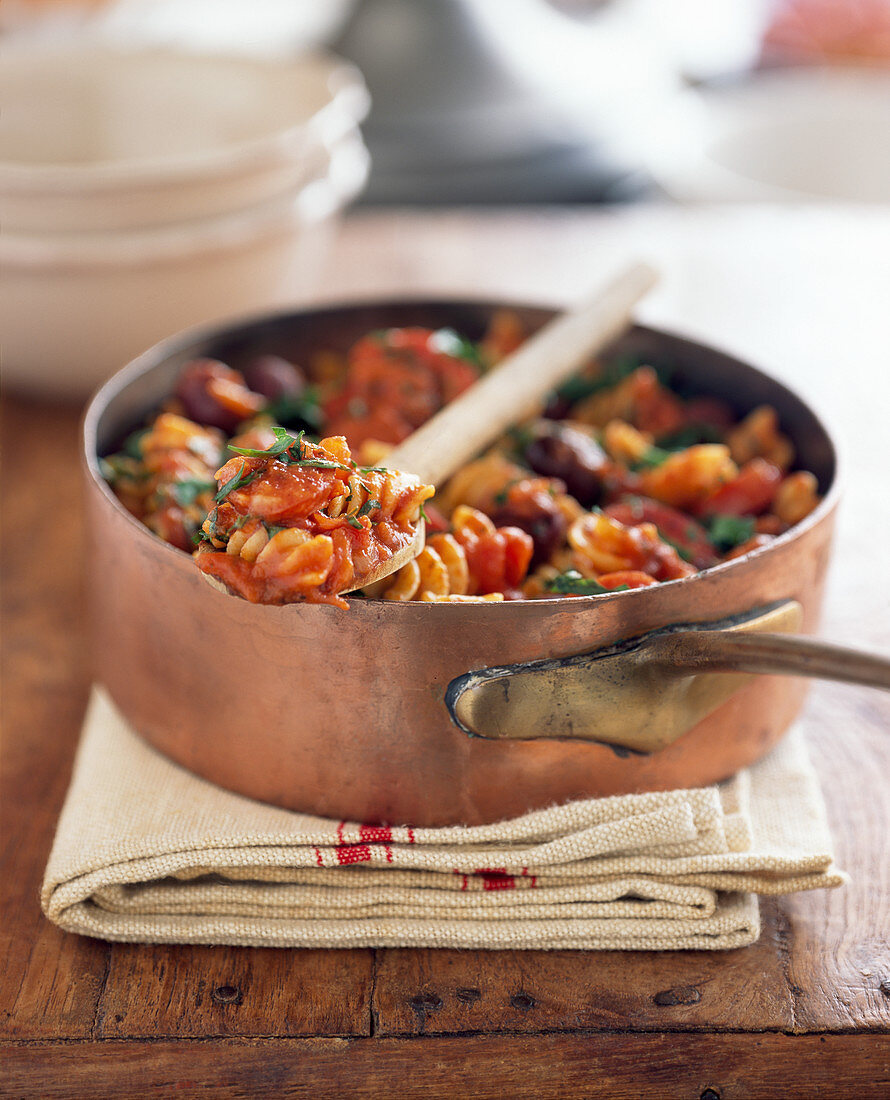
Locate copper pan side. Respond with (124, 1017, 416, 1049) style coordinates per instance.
(83, 301, 840, 827)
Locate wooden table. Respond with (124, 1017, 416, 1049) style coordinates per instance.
(3, 207, 889, 1098)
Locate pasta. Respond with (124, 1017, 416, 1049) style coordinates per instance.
(102, 317, 823, 606)
(193, 432, 434, 608)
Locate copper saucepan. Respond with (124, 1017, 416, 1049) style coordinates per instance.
(83, 300, 883, 828)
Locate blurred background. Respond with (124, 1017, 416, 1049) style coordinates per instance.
(2, 0, 889, 396)
(5, 0, 890, 204)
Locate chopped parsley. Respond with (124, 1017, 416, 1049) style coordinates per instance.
(215, 462, 260, 503)
(629, 446, 671, 471)
(657, 533, 693, 563)
(656, 424, 725, 450)
(229, 426, 300, 458)
(99, 455, 136, 482)
(292, 458, 353, 471)
(264, 386, 323, 431)
(357, 498, 381, 517)
(171, 478, 216, 507)
(199, 506, 226, 543)
(123, 428, 148, 460)
(706, 514, 755, 552)
(506, 425, 536, 456)
(546, 570, 629, 596)
(228, 428, 353, 472)
(551, 355, 645, 407)
(493, 479, 521, 506)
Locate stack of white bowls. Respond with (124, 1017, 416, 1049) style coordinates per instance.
(0, 42, 370, 398)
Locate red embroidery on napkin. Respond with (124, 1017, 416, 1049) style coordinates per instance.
(406, 827, 416, 845)
(475, 867, 516, 891)
(336, 844, 372, 865)
(314, 847, 324, 867)
(521, 866, 537, 888)
(359, 825, 393, 844)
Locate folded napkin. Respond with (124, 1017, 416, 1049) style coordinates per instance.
(42, 688, 844, 951)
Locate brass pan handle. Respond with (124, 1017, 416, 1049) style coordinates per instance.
(641, 629, 890, 692)
(446, 601, 890, 754)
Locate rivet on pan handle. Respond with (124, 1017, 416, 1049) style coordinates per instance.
(446, 600, 890, 754)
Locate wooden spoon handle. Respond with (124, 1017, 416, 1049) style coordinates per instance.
(649, 630, 890, 692)
(386, 262, 658, 486)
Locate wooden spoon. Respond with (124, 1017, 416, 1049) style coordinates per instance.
(354, 261, 658, 588)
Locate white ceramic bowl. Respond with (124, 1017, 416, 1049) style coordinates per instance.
(0, 42, 370, 233)
(646, 67, 890, 203)
(0, 136, 370, 399)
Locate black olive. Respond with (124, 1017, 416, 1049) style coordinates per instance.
(490, 496, 567, 567)
(242, 355, 306, 402)
(543, 393, 572, 420)
(175, 359, 242, 432)
(524, 424, 607, 507)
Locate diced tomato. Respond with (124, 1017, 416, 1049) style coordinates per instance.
(460, 527, 533, 594)
(600, 462, 643, 502)
(596, 571, 658, 590)
(605, 496, 718, 568)
(324, 404, 414, 449)
(422, 503, 450, 534)
(325, 328, 480, 450)
(695, 458, 783, 518)
(683, 396, 735, 431)
(437, 356, 479, 403)
(754, 514, 787, 536)
(465, 531, 507, 595)
(501, 527, 535, 587)
(632, 369, 686, 436)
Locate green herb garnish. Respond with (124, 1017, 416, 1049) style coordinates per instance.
(493, 478, 521, 506)
(229, 428, 355, 473)
(357, 498, 380, 518)
(657, 533, 693, 563)
(630, 446, 671, 471)
(656, 424, 725, 450)
(264, 386, 323, 431)
(428, 327, 484, 369)
(551, 355, 645, 407)
(346, 516, 365, 529)
(215, 462, 260, 503)
(292, 458, 353, 471)
(99, 454, 148, 483)
(545, 570, 629, 596)
(172, 478, 216, 507)
(706, 514, 755, 552)
(123, 428, 148, 460)
(506, 425, 536, 456)
(98, 457, 118, 482)
(229, 426, 299, 459)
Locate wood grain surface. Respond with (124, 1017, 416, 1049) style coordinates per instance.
(3, 1035, 890, 1099)
(2, 207, 889, 1096)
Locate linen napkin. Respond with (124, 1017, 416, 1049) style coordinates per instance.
(42, 688, 844, 951)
